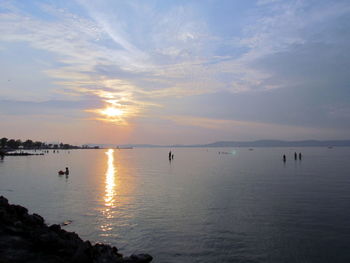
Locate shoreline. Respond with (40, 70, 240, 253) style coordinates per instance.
(0, 196, 152, 263)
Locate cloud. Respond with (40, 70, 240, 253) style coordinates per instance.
(0, 99, 100, 116)
(0, 0, 349, 140)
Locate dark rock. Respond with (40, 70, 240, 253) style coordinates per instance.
(0, 196, 9, 207)
(49, 224, 62, 233)
(71, 241, 93, 263)
(0, 196, 152, 262)
(32, 213, 45, 225)
(10, 204, 28, 218)
(36, 232, 61, 251)
(91, 243, 124, 263)
(23, 213, 45, 227)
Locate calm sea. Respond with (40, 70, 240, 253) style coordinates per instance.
(1, 147, 350, 263)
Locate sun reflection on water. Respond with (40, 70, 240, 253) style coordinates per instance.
(105, 149, 116, 208)
(99, 148, 136, 238)
(101, 149, 117, 234)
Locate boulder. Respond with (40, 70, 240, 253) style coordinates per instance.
(0, 196, 153, 263)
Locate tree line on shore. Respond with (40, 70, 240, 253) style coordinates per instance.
(0, 137, 79, 150)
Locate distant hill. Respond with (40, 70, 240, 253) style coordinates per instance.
(201, 140, 350, 147)
(88, 140, 350, 148)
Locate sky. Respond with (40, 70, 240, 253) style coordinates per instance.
(0, 0, 349, 145)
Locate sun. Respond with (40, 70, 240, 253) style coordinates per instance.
(86, 101, 132, 124)
(101, 107, 124, 118)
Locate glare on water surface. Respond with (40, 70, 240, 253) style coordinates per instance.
(101, 149, 117, 233)
(104, 149, 116, 208)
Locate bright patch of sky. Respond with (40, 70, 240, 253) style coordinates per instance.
(0, 0, 349, 144)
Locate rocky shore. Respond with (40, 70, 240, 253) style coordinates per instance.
(0, 196, 152, 263)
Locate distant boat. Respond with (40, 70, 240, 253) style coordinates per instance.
(328, 146, 333, 149)
(116, 146, 133, 149)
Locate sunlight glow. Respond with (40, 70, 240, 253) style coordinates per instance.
(85, 90, 144, 124)
(101, 107, 124, 118)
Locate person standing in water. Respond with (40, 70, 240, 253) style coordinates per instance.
(299, 153, 302, 160)
(283, 155, 286, 162)
(169, 150, 172, 161)
(294, 152, 297, 160)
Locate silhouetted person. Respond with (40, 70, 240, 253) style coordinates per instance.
(172, 154, 174, 160)
(299, 153, 302, 160)
(294, 152, 297, 160)
(169, 151, 172, 161)
(65, 167, 69, 175)
(283, 154, 286, 162)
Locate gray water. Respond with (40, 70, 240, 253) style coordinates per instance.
(1, 147, 350, 262)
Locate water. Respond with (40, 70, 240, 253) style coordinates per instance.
(1, 147, 350, 262)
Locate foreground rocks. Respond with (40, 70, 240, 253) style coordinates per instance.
(0, 196, 152, 263)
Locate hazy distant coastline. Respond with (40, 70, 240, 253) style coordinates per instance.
(100, 140, 350, 149)
(3, 138, 349, 150)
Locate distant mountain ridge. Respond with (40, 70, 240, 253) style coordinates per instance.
(88, 140, 350, 148)
(201, 140, 350, 147)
